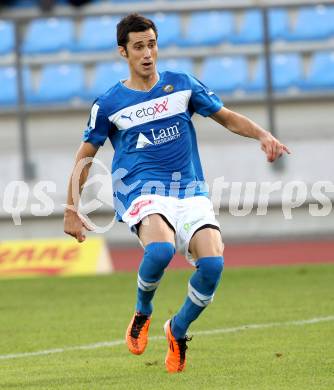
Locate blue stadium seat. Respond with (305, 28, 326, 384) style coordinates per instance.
(22, 18, 74, 54)
(300, 51, 334, 90)
(86, 61, 128, 100)
(246, 54, 302, 92)
(269, 8, 290, 41)
(74, 16, 119, 52)
(270, 54, 302, 91)
(201, 56, 248, 93)
(230, 9, 262, 44)
(151, 13, 181, 48)
(158, 58, 194, 74)
(0, 66, 32, 105)
(230, 8, 290, 44)
(33, 64, 84, 103)
(284, 6, 334, 41)
(180, 11, 234, 46)
(0, 21, 14, 55)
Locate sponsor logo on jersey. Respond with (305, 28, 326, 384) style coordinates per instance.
(135, 97, 169, 119)
(129, 199, 153, 216)
(122, 98, 169, 123)
(136, 122, 180, 149)
(109, 90, 191, 131)
(120, 113, 133, 122)
(136, 133, 153, 149)
(163, 84, 174, 93)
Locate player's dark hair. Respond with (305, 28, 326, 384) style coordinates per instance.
(117, 13, 158, 49)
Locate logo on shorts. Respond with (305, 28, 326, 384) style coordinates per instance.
(183, 219, 202, 232)
(129, 199, 153, 216)
(163, 84, 174, 93)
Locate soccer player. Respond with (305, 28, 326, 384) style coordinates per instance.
(64, 13, 290, 373)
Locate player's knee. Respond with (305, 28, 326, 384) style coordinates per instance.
(211, 240, 224, 257)
(144, 241, 175, 270)
(197, 256, 224, 289)
(192, 237, 224, 258)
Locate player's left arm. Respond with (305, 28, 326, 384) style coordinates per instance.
(210, 106, 291, 163)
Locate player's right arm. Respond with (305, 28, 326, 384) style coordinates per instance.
(64, 142, 98, 242)
(210, 107, 290, 163)
(64, 98, 111, 242)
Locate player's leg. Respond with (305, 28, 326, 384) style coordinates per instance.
(136, 214, 176, 316)
(127, 214, 176, 355)
(171, 228, 224, 339)
(165, 227, 224, 371)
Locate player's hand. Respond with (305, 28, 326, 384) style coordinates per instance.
(64, 208, 92, 243)
(259, 132, 291, 163)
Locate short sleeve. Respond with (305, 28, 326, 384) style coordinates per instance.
(83, 101, 110, 147)
(188, 75, 223, 117)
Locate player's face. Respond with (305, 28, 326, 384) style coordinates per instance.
(121, 29, 158, 78)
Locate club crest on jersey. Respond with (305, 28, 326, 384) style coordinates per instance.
(163, 84, 174, 93)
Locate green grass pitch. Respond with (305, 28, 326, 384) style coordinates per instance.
(0, 264, 333, 389)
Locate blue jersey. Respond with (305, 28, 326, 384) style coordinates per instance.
(83, 71, 223, 221)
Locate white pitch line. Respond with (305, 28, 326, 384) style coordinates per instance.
(1, 315, 333, 361)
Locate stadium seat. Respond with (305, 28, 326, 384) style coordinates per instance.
(230, 8, 290, 44)
(33, 64, 84, 103)
(201, 56, 248, 93)
(74, 16, 119, 52)
(270, 54, 303, 91)
(0, 20, 14, 55)
(158, 58, 194, 74)
(284, 5, 334, 41)
(246, 54, 302, 92)
(268, 8, 290, 41)
(180, 11, 234, 46)
(0, 66, 32, 105)
(151, 13, 181, 48)
(230, 9, 262, 44)
(22, 18, 74, 54)
(300, 51, 334, 90)
(86, 61, 129, 100)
